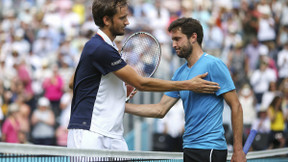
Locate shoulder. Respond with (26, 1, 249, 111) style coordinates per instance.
(84, 36, 119, 58)
(203, 53, 222, 62)
(85, 35, 114, 50)
(202, 53, 225, 67)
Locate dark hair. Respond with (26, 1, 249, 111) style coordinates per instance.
(270, 94, 283, 110)
(92, 0, 128, 28)
(168, 17, 203, 46)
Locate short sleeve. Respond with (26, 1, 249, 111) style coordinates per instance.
(210, 59, 235, 96)
(92, 45, 127, 75)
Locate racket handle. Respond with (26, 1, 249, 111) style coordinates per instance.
(125, 96, 130, 102)
(243, 129, 257, 154)
(126, 88, 136, 102)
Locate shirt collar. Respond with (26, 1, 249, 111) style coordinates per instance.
(97, 29, 118, 51)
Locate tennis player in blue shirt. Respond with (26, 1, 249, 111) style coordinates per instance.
(67, 0, 220, 151)
(126, 18, 246, 162)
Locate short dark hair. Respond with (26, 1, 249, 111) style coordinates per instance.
(168, 17, 203, 46)
(92, 0, 128, 28)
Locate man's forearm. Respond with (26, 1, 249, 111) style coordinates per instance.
(223, 91, 244, 152)
(231, 103, 244, 151)
(135, 77, 191, 92)
(125, 103, 164, 118)
(115, 66, 219, 93)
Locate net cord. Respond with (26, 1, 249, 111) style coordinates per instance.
(0, 143, 288, 160)
(0, 142, 182, 160)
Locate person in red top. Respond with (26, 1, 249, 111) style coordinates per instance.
(1, 103, 20, 143)
(42, 64, 64, 118)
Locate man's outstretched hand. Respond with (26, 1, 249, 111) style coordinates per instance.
(189, 72, 220, 94)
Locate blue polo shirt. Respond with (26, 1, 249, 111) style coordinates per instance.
(165, 53, 235, 150)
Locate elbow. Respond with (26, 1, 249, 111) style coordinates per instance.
(131, 77, 151, 91)
(156, 113, 165, 119)
(69, 83, 73, 90)
(236, 102, 243, 114)
(134, 85, 146, 91)
(133, 82, 147, 91)
(155, 108, 167, 119)
(148, 104, 167, 118)
(230, 101, 243, 115)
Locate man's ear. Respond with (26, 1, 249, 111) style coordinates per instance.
(103, 16, 111, 26)
(190, 33, 198, 44)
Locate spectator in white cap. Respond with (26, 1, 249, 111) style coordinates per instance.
(258, 44, 278, 78)
(31, 97, 56, 145)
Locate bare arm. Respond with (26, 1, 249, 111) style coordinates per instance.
(44, 111, 55, 126)
(68, 73, 75, 90)
(125, 95, 179, 118)
(115, 65, 220, 93)
(223, 90, 246, 162)
(31, 113, 38, 126)
(31, 111, 55, 126)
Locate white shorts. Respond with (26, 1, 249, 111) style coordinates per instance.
(67, 129, 128, 151)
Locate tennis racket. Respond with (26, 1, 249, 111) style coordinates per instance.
(243, 129, 257, 154)
(120, 32, 161, 102)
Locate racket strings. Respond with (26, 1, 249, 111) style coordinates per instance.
(122, 34, 161, 78)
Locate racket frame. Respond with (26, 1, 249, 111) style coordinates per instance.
(120, 31, 162, 102)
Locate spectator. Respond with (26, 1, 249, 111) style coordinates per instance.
(239, 84, 256, 139)
(241, 2, 260, 45)
(55, 89, 72, 146)
(42, 64, 64, 118)
(250, 56, 277, 108)
(277, 26, 288, 49)
(251, 107, 271, 151)
(0, 106, 3, 139)
(72, 0, 86, 25)
(1, 90, 13, 117)
(191, 4, 211, 33)
(244, 37, 261, 76)
(277, 42, 288, 85)
(252, 107, 271, 134)
(13, 59, 35, 110)
(280, 1, 288, 27)
(257, 0, 276, 44)
(267, 94, 286, 149)
(31, 97, 55, 145)
(222, 25, 243, 63)
(278, 78, 288, 131)
(226, 42, 247, 89)
(203, 18, 224, 58)
(258, 44, 278, 79)
(32, 29, 54, 58)
(15, 94, 31, 138)
(1, 103, 20, 143)
(148, 0, 170, 43)
(262, 81, 278, 109)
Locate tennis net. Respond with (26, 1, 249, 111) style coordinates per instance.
(0, 142, 182, 162)
(0, 142, 288, 162)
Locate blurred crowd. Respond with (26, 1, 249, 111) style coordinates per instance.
(0, 0, 288, 152)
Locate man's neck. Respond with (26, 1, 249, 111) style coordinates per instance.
(100, 28, 115, 42)
(187, 47, 204, 68)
